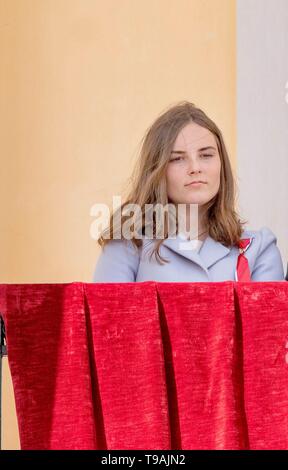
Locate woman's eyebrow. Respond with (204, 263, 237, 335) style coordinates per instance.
(170, 146, 217, 154)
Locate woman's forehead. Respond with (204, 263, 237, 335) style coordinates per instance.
(173, 123, 216, 150)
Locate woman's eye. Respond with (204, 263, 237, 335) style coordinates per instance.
(169, 154, 213, 162)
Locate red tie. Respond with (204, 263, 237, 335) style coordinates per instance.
(236, 238, 252, 282)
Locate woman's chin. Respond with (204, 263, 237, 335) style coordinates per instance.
(183, 197, 207, 206)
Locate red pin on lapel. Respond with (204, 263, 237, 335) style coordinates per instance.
(235, 238, 253, 282)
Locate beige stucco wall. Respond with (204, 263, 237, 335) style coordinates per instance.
(0, 0, 236, 450)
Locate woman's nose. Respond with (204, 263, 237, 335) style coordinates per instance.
(187, 157, 201, 173)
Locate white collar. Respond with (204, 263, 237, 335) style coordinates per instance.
(177, 232, 204, 242)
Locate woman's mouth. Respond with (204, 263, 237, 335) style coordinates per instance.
(185, 181, 206, 188)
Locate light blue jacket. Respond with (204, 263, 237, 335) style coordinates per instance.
(92, 226, 285, 282)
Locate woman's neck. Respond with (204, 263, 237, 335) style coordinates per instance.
(175, 203, 208, 241)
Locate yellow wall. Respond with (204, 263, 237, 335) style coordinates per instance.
(0, 0, 236, 450)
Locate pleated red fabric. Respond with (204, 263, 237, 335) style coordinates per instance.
(0, 281, 287, 450)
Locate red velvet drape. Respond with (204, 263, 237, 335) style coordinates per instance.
(0, 281, 287, 450)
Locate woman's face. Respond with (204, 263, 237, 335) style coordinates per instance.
(166, 122, 221, 207)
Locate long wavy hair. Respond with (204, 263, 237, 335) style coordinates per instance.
(97, 101, 247, 264)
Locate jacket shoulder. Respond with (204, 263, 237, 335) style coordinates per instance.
(242, 226, 284, 281)
(92, 239, 140, 283)
(241, 226, 277, 249)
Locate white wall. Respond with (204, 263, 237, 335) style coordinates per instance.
(237, 0, 288, 275)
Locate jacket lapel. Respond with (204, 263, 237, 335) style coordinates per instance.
(161, 234, 232, 271)
(155, 230, 255, 272)
(198, 235, 232, 269)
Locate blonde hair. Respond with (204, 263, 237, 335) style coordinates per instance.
(98, 101, 247, 264)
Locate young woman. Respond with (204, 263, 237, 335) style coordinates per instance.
(92, 101, 285, 282)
